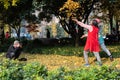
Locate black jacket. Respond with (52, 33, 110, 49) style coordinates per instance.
(6, 44, 22, 59)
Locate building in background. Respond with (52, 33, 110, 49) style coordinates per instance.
(10, 15, 69, 40)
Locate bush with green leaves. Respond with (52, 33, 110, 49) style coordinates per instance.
(0, 59, 48, 80)
(72, 65, 119, 80)
(46, 65, 119, 80)
(45, 67, 66, 80)
(0, 57, 120, 80)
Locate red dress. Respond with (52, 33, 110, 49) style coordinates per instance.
(84, 25, 100, 52)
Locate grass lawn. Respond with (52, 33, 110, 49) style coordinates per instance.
(1, 44, 120, 71)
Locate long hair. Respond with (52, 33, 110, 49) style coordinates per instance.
(92, 20, 99, 28)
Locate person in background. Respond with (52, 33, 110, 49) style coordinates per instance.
(5, 31, 10, 39)
(6, 40, 22, 60)
(46, 29, 50, 38)
(72, 18, 102, 66)
(98, 24, 113, 61)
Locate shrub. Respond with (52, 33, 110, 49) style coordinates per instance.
(0, 38, 15, 52)
(0, 56, 120, 80)
(45, 67, 65, 80)
(0, 58, 48, 80)
(72, 65, 119, 80)
(45, 65, 119, 80)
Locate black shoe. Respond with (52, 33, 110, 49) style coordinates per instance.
(94, 58, 97, 62)
(110, 55, 114, 61)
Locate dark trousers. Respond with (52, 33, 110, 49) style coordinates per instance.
(6, 49, 22, 60)
(14, 49, 22, 60)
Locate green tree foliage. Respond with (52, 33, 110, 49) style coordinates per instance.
(94, 0, 120, 34)
(10, 0, 34, 38)
(1, 0, 119, 44)
(1, 0, 34, 38)
(34, 0, 99, 47)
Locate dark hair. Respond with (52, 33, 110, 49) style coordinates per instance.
(92, 20, 99, 28)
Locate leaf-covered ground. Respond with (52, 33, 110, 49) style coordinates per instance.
(20, 53, 120, 70)
(1, 45, 120, 70)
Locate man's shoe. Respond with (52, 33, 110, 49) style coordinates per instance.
(110, 55, 114, 61)
(94, 58, 97, 62)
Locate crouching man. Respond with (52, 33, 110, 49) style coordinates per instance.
(6, 40, 22, 60)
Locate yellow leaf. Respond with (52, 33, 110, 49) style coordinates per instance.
(59, 0, 80, 18)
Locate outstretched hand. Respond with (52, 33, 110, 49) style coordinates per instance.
(80, 35, 85, 39)
(72, 17, 78, 22)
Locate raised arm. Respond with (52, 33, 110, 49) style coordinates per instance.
(72, 18, 91, 30)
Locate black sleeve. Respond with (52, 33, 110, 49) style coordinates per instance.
(7, 45, 14, 54)
(7, 44, 19, 54)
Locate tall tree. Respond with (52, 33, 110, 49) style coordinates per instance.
(59, 0, 98, 47)
(0, 4, 6, 44)
(3, 0, 34, 38)
(35, 0, 98, 47)
(100, 0, 120, 34)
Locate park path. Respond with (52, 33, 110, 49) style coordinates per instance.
(21, 54, 120, 70)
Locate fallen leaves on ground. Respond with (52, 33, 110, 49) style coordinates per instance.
(20, 53, 120, 70)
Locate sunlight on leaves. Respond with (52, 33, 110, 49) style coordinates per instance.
(12, 0, 18, 6)
(59, 0, 80, 18)
(0, 0, 19, 9)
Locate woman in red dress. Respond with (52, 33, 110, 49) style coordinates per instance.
(73, 18, 102, 66)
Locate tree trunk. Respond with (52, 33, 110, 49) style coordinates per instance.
(15, 26, 21, 39)
(116, 19, 119, 35)
(76, 26, 84, 47)
(75, 34, 79, 47)
(17, 27, 21, 39)
(109, 16, 113, 34)
(0, 21, 5, 44)
(109, 9, 113, 34)
(116, 18, 119, 42)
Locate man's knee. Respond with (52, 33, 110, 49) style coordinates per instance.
(6, 53, 15, 59)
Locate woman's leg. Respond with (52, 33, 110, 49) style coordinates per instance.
(93, 52, 102, 65)
(83, 51, 89, 64)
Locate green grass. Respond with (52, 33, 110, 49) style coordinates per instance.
(26, 44, 120, 58)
